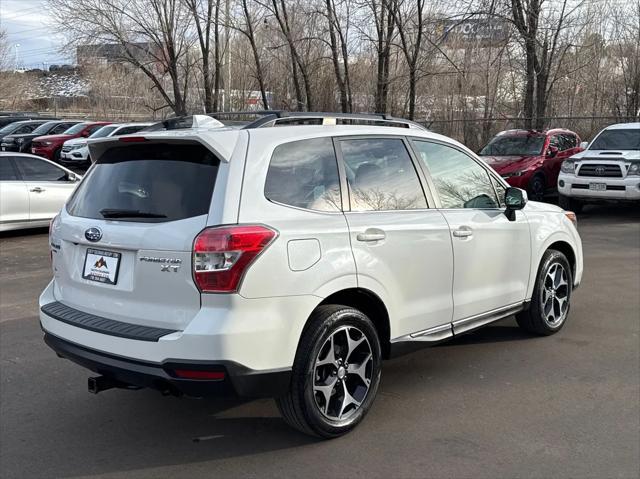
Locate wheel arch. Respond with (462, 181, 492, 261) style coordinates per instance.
(546, 240, 577, 280)
(311, 288, 392, 359)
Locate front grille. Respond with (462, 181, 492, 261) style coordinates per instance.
(577, 164, 622, 177)
(571, 184, 626, 191)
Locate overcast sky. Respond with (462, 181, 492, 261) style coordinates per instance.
(1, 0, 69, 69)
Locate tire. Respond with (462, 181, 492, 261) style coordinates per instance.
(558, 194, 583, 213)
(527, 175, 546, 202)
(516, 249, 573, 336)
(276, 305, 382, 438)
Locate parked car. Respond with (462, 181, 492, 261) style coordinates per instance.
(479, 129, 584, 201)
(0, 115, 41, 129)
(0, 152, 81, 232)
(60, 123, 153, 165)
(558, 122, 640, 212)
(0, 119, 50, 142)
(1, 120, 81, 153)
(40, 112, 583, 438)
(31, 121, 111, 162)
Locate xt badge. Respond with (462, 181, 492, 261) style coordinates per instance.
(139, 256, 182, 272)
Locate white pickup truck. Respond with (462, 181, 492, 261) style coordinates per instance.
(558, 122, 640, 212)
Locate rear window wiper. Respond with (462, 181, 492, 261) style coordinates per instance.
(99, 208, 167, 219)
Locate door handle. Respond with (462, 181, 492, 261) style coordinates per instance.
(452, 227, 473, 238)
(30, 187, 45, 193)
(356, 229, 386, 242)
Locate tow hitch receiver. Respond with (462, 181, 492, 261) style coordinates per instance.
(88, 375, 140, 394)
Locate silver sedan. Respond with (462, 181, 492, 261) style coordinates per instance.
(0, 152, 82, 232)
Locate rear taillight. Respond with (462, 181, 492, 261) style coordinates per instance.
(193, 225, 277, 293)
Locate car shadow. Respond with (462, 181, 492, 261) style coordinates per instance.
(579, 203, 640, 221)
(0, 226, 48, 239)
(8, 387, 319, 479)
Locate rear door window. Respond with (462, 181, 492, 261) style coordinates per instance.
(339, 138, 427, 211)
(264, 137, 342, 212)
(67, 143, 220, 222)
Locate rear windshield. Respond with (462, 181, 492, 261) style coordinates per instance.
(589, 129, 640, 150)
(480, 135, 545, 156)
(67, 143, 220, 222)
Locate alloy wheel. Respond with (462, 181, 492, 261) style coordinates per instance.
(313, 325, 373, 421)
(541, 263, 569, 326)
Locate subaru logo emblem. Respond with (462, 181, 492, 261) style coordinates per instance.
(595, 166, 606, 176)
(85, 227, 102, 242)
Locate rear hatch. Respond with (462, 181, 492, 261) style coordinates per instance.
(50, 139, 232, 331)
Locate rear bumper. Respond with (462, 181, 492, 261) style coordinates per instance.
(44, 332, 291, 398)
(558, 173, 640, 200)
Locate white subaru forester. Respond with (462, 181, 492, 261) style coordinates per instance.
(40, 112, 583, 438)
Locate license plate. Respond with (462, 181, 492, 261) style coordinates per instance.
(1, 147, 5, 151)
(589, 183, 607, 191)
(82, 248, 121, 285)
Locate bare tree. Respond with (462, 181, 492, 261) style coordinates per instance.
(324, 0, 353, 112)
(234, 0, 270, 109)
(49, 0, 193, 115)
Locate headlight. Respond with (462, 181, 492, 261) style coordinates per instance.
(69, 144, 83, 150)
(628, 162, 640, 176)
(43, 141, 53, 146)
(561, 160, 575, 174)
(502, 171, 525, 178)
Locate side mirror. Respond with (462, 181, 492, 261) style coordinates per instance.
(67, 172, 77, 182)
(546, 146, 559, 158)
(504, 187, 527, 221)
(81, 130, 90, 137)
(579, 141, 588, 150)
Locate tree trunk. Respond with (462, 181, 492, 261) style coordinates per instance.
(326, 0, 348, 112)
(241, 0, 269, 109)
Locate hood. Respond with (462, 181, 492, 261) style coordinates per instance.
(570, 149, 640, 161)
(2, 132, 41, 142)
(63, 137, 87, 147)
(525, 199, 563, 213)
(481, 154, 542, 172)
(32, 133, 75, 143)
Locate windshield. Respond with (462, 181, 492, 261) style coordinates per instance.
(67, 143, 220, 222)
(63, 123, 87, 135)
(589, 129, 640, 150)
(0, 123, 20, 134)
(89, 125, 118, 138)
(480, 135, 546, 156)
(32, 121, 58, 135)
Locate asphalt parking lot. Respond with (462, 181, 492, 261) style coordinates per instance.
(1, 205, 638, 479)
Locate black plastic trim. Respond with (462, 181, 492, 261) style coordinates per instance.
(44, 333, 292, 398)
(41, 301, 178, 342)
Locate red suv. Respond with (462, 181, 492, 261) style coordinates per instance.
(31, 121, 111, 162)
(479, 129, 584, 201)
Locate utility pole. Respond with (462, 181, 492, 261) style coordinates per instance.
(14, 44, 20, 71)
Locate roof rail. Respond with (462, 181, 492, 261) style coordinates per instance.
(207, 110, 428, 130)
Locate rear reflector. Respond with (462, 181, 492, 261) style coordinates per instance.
(173, 369, 225, 380)
(193, 225, 277, 293)
(119, 136, 147, 143)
